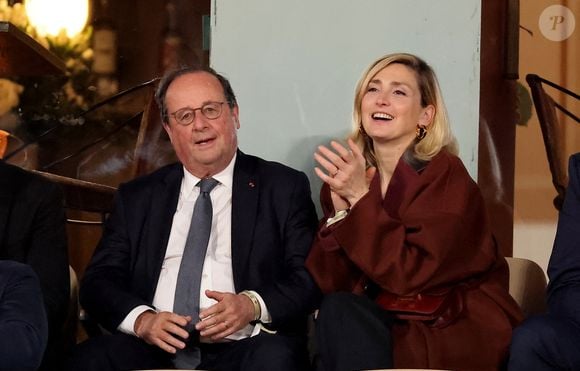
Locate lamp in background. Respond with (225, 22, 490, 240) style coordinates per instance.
(0, 0, 94, 128)
(24, 0, 89, 38)
(0, 130, 8, 158)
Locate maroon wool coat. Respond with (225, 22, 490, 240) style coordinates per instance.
(306, 150, 523, 371)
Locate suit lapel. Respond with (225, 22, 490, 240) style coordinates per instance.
(143, 164, 182, 298)
(231, 151, 259, 289)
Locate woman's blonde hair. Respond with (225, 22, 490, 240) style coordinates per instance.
(350, 53, 458, 167)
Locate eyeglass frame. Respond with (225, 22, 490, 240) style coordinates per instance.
(169, 101, 230, 126)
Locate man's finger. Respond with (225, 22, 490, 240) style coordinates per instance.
(199, 304, 221, 320)
(199, 322, 222, 337)
(201, 320, 230, 338)
(153, 337, 178, 354)
(164, 321, 190, 340)
(204, 289, 226, 300)
(158, 331, 186, 351)
(162, 312, 191, 327)
(212, 319, 235, 340)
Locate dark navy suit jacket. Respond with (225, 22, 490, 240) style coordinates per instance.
(547, 152, 580, 322)
(0, 161, 70, 370)
(81, 150, 320, 336)
(0, 260, 48, 371)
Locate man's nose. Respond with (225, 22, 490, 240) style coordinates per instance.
(191, 113, 208, 130)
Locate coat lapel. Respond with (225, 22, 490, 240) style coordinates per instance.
(231, 151, 259, 289)
(143, 164, 182, 299)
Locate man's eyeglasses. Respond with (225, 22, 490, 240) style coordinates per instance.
(170, 101, 227, 125)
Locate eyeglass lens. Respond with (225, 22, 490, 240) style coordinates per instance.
(173, 102, 224, 125)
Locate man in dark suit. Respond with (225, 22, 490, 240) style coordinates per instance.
(0, 260, 48, 370)
(509, 152, 580, 370)
(0, 160, 70, 370)
(69, 66, 320, 371)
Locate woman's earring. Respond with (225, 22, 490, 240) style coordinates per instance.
(416, 124, 427, 141)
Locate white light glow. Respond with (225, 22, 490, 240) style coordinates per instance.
(25, 0, 89, 38)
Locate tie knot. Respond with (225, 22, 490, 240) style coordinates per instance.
(198, 177, 219, 194)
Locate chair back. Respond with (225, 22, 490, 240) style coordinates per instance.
(32, 170, 115, 279)
(526, 74, 580, 210)
(131, 83, 169, 177)
(31, 170, 115, 223)
(506, 257, 547, 317)
(62, 265, 79, 347)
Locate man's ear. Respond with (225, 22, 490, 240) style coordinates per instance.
(232, 105, 240, 129)
(163, 122, 174, 143)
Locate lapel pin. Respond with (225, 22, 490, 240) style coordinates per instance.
(248, 181, 255, 188)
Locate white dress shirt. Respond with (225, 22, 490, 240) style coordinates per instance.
(118, 154, 271, 339)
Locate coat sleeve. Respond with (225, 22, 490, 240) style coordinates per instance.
(306, 184, 367, 294)
(547, 153, 580, 320)
(80, 186, 150, 332)
(255, 171, 322, 326)
(24, 180, 70, 336)
(0, 261, 48, 371)
(308, 154, 500, 296)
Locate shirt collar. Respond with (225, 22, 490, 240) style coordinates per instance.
(181, 152, 237, 196)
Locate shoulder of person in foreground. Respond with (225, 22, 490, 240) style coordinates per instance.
(0, 260, 48, 371)
(0, 162, 69, 330)
(0, 161, 64, 204)
(547, 152, 580, 315)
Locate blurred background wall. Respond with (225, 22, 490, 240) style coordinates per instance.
(514, 1, 579, 273)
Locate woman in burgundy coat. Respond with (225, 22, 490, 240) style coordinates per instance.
(306, 53, 523, 371)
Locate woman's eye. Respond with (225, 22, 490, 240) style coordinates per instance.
(393, 90, 406, 96)
(367, 86, 378, 93)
